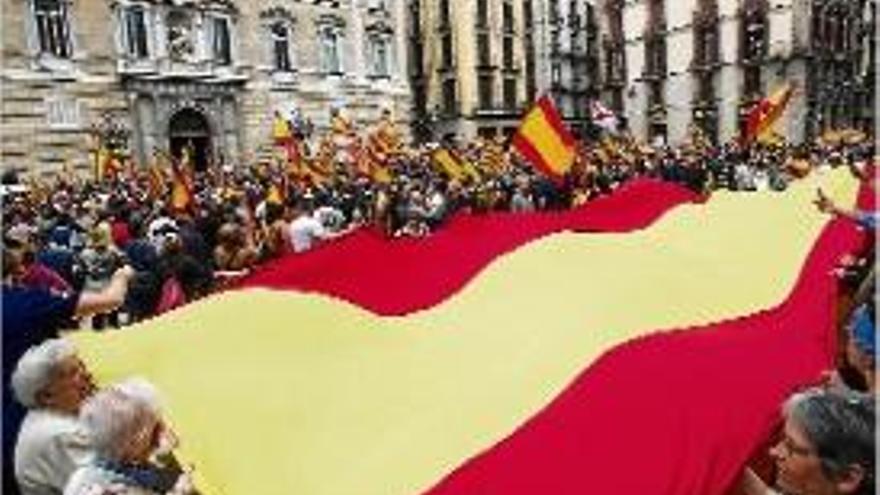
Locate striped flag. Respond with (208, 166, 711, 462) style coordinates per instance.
(94, 146, 121, 181)
(742, 83, 794, 144)
(432, 148, 466, 181)
(512, 96, 577, 181)
(71, 170, 864, 495)
(147, 160, 166, 200)
(169, 152, 194, 212)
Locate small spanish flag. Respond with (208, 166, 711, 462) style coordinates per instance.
(512, 96, 576, 181)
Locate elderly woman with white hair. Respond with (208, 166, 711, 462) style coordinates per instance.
(11, 338, 96, 495)
(64, 378, 193, 495)
(739, 386, 875, 495)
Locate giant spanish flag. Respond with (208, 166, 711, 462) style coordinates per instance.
(72, 169, 865, 495)
(512, 95, 577, 180)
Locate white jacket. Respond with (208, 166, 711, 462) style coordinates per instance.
(14, 409, 94, 495)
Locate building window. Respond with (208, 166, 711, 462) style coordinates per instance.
(409, 37, 423, 76)
(46, 96, 81, 128)
(212, 17, 232, 66)
(649, 82, 664, 107)
(439, 0, 451, 29)
(477, 33, 491, 67)
(503, 78, 517, 110)
(441, 32, 453, 69)
(479, 74, 493, 109)
(523, 0, 533, 28)
(552, 63, 562, 85)
(123, 6, 149, 59)
(645, 0, 667, 78)
(645, 34, 667, 77)
(611, 90, 624, 113)
(366, 0, 388, 13)
(369, 35, 391, 78)
(408, 0, 421, 37)
(270, 22, 292, 71)
(442, 78, 457, 114)
(319, 25, 342, 74)
(503, 1, 515, 33)
(549, 0, 560, 25)
(698, 74, 715, 103)
(33, 0, 72, 58)
(740, 1, 768, 63)
(477, 0, 489, 28)
(503, 36, 514, 69)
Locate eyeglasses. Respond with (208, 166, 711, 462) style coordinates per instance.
(777, 434, 816, 459)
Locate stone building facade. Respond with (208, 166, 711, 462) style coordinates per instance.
(1, 0, 412, 174)
(408, 0, 602, 142)
(528, 0, 601, 138)
(408, 0, 530, 141)
(595, 0, 876, 146)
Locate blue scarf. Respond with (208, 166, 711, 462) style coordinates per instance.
(96, 458, 181, 493)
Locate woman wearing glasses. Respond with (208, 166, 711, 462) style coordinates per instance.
(739, 387, 874, 495)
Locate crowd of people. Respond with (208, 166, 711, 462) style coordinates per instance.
(1, 125, 876, 495)
(2, 128, 875, 325)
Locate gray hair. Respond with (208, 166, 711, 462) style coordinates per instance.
(784, 387, 875, 494)
(11, 339, 77, 408)
(79, 378, 162, 459)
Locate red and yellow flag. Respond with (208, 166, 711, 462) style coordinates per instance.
(170, 153, 194, 212)
(94, 146, 122, 181)
(743, 84, 794, 144)
(72, 171, 863, 495)
(512, 96, 576, 181)
(273, 113, 292, 144)
(432, 148, 466, 181)
(148, 161, 166, 200)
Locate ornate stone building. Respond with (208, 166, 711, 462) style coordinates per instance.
(596, 0, 876, 145)
(1, 0, 411, 174)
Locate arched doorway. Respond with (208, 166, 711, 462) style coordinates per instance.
(168, 108, 212, 171)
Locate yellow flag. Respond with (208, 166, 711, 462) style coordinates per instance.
(433, 149, 465, 181)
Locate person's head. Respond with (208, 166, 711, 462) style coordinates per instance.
(845, 305, 875, 381)
(90, 227, 110, 249)
(11, 339, 96, 415)
(770, 387, 875, 495)
(80, 378, 164, 464)
(216, 222, 242, 248)
(3, 238, 27, 283)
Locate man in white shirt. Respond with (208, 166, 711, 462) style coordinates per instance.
(288, 203, 356, 254)
(12, 339, 96, 495)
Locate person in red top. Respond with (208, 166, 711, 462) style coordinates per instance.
(110, 213, 133, 249)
